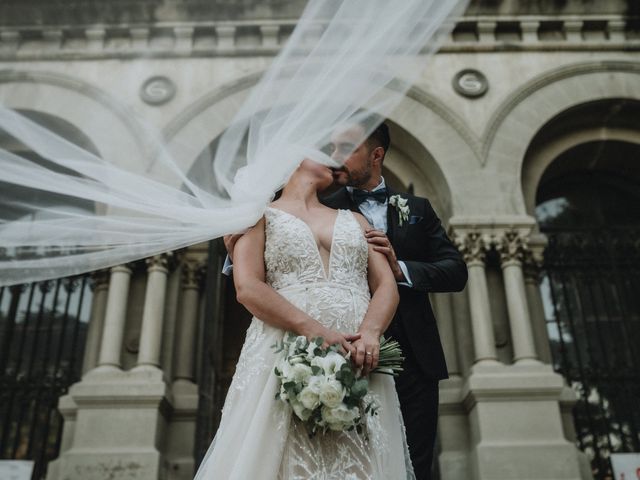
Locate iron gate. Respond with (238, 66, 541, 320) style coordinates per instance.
(542, 227, 640, 480)
(0, 275, 92, 480)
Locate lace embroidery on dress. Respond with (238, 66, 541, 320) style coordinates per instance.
(264, 207, 327, 289)
(196, 207, 414, 479)
(224, 319, 268, 405)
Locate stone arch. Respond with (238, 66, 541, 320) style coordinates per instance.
(482, 62, 640, 215)
(521, 97, 640, 216)
(1, 109, 101, 217)
(164, 73, 479, 220)
(522, 128, 640, 216)
(0, 70, 150, 172)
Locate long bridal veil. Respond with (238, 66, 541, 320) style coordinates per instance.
(0, 0, 469, 286)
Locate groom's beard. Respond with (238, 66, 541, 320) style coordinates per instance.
(332, 164, 373, 189)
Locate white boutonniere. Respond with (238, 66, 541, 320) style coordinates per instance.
(388, 194, 410, 226)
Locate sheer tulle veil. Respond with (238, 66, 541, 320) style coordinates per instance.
(0, 0, 469, 286)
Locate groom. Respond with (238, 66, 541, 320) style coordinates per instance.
(322, 118, 468, 480)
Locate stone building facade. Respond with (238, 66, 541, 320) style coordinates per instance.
(0, 1, 638, 479)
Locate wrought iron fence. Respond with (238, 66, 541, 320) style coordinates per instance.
(0, 274, 92, 480)
(541, 227, 640, 480)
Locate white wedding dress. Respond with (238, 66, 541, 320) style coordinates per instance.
(193, 207, 415, 480)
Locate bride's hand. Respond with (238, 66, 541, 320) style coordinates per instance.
(351, 328, 381, 376)
(300, 322, 360, 357)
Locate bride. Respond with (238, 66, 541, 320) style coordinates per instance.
(193, 158, 415, 479)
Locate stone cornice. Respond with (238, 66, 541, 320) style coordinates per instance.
(0, 15, 638, 61)
(449, 215, 537, 236)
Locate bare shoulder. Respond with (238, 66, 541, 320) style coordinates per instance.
(238, 216, 265, 242)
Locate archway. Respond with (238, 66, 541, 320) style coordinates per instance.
(522, 98, 640, 480)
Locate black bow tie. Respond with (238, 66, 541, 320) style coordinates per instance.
(351, 188, 387, 205)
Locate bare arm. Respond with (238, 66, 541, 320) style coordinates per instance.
(223, 234, 243, 262)
(351, 214, 400, 375)
(233, 217, 359, 354)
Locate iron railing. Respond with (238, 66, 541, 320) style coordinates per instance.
(0, 275, 92, 480)
(542, 227, 640, 480)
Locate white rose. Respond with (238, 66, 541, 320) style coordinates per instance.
(290, 363, 313, 383)
(324, 352, 347, 374)
(291, 400, 312, 421)
(298, 386, 320, 410)
(311, 352, 346, 375)
(333, 404, 359, 424)
(310, 355, 325, 370)
(321, 405, 339, 424)
(319, 378, 345, 408)
(321, 406, 347, 431)
(306, 375, 323, 392)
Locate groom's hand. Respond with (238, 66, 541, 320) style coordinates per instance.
(364, 228, 405, 282)
(223, 234, 243, 262)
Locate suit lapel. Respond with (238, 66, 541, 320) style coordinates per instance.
(345, 190, 359, 213)
(323, 187, 359, 212)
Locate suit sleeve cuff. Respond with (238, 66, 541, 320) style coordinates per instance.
(222, 255, 233, 276)
(397, 261, 413, 287)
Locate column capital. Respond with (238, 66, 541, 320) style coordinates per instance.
(181, 259, 206, 290)
(454, 231, 491, 266)
(90, 269, 111, 290)
(495, 230, 530, 267)
(145, 252, 176, 272)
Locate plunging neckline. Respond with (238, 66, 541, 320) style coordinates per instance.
(266, 206, 340, 280)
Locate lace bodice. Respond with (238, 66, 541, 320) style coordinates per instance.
(264, 207, 368, 295)
(193, 206, 414, 480)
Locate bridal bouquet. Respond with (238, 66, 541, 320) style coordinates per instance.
(272, 333, 403, 437)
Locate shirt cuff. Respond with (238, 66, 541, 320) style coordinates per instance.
(222, 255, 233, 276)
(397, 261, 413, 287)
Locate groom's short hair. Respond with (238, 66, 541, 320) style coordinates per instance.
(353, 111, 390, 158)
(366, 121, 390, 156)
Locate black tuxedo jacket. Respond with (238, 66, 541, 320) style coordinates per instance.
(322, 186, 468, 380)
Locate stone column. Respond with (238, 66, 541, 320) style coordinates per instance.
(432, 293, 461, 376)
(523, 243, 553, 364)
(135, 253, 172, 370)
(95, 264, 132, 370)
(173, 260, 204, 384)
(458, 225, 583, 480)
(82, 270, 110, 375)
(455, 231, 499, 365)
(496, 230, 539, 364)
(166, 259, 206, 479)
